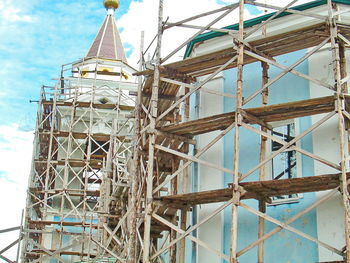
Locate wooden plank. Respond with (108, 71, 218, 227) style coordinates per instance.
(157, 173, 347, 205)
(161, 96, 341, 136)
(28, 220, 99, 228)
(42, 100, 134, 111)
(135, 23, 331, 77)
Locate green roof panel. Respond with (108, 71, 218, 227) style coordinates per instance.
(184, 0, 350, 58)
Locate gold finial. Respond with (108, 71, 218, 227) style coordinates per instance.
(104, 0, 120, 10)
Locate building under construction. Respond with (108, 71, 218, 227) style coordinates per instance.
(1, 0, 350, 262)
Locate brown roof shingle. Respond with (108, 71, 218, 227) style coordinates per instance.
(86, 14, 127, 63)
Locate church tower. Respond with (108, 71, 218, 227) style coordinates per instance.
(20, 1, 136, 262)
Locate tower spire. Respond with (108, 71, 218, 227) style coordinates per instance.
(86, 0, 127, 63)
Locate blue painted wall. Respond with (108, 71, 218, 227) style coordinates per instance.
(221, 49, 319, 263)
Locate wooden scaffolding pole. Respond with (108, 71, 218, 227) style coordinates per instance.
(170, 159, 178, 263)
(179, 87, 190, 263)
(128, 31, 144, 263)
(143, 1, 163, 262)
(132, 1, 350, 262)
(230, 1, 244, 262)
(258, 61, 269, 263)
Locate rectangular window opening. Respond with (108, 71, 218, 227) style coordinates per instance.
(269, 121, 300, 205)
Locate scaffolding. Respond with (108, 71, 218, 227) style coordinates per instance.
(17, 60, 137, 262)
(132, 0, 350, 262)
(1, 0, 350, 262)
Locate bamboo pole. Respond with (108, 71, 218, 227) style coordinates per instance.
(143, 1, 163, 262)
(230, 1, 244, 262)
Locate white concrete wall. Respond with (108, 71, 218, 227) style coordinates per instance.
(72, 58, 137, 83)
(182, 2, 350, 262)
(309, 46, 347, 261)
(196, 74, 225, 263)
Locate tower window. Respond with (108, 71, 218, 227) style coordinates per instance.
(99, 97, 109, 104)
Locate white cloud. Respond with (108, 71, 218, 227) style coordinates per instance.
(0, 124, 33, 180)
(249, 0, 315, 15)
(119, 0, 243, 66)
(0, 0, 33, 22)
(0, 123, 33, 260)
(119, 0, 316, 67)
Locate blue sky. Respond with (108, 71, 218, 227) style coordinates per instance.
(0, 0, 136, 131)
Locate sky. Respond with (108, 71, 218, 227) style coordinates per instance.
(0, 0, 312, 260)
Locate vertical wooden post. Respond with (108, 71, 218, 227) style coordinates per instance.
(258, 62, 269, 263)
(230, 1, 244, 262)
(170, 158, 178, 263)
(328, 1, 350, 262)
(179, 209, 187, 263)
(128, 31, 144, 263)
(179, 87, 190, 263)
(143, 1, 163, 262)
(43, 84, 59, 218)
(16, 209, 24, 263)
(339, 42, 348, 94)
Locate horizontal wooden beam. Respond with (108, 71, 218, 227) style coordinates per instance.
(161, 96, 343, 136)
(157, 172, 346, 205)
(28, 220, 99, 229)
(42, 100, 134, 111)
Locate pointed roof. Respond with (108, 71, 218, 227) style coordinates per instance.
(86, 13, 127, 63)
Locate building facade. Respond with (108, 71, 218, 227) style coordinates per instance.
(184, 1, 350, 262)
